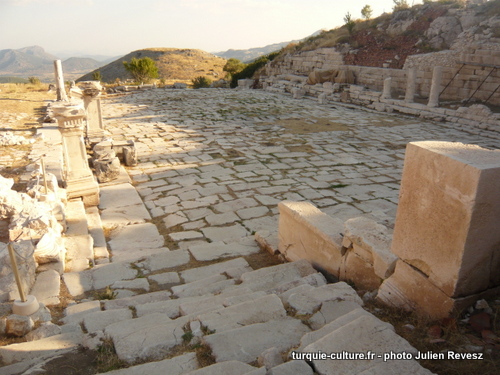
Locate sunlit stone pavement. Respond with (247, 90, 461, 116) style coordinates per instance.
(102, 88, 499, 246)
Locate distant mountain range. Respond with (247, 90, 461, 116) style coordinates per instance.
(213, 41, 298, 63)
(0, 46, 115, 81)
(0, 34, 322, 82)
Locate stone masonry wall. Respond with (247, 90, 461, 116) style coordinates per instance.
(264, 46, 499, 105)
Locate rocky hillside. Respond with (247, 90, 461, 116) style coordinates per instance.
(269, 0, 500, 70)
(78, 48, 227, 83)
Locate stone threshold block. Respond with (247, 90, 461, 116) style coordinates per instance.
(278, 201, 344, 278)
(391, 142, 500, 299)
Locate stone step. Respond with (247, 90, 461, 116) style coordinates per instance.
(63, 234, 94, 272)
(85, 205, 109, 262)
(104, 313, 189, 364)
(0, 331, 83, 365)
(284, 281, 364, 315)
(99, 183, 151, 229)
(203, 317, 310, 364)
(179, 287, 256, 316)
(62, 300, 101, 325)
(179, 257, 252, 283)
(183, 361, 260, 375)
(197, 294, 286, 334)
(83, 308, 133, 333)
(142, 249, 191, 272)
(65, 199, 89, 237)
(103, 290, 171, 310)
(303, 314, 435, 375)
(62, 259, 139, 297)
(107, 223, 165, 263)
(268, 360, 313, 375)
(239, 259, 318, 292)
(100, 352, 199, 375)
(172, 274, 235, 298)
(188, 239, 260, 262)
(29, 269, 60, 306)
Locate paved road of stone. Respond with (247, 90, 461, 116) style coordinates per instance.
(103, 88, 498, 242)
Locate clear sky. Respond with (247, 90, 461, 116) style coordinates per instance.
(0, 0, 423, 58)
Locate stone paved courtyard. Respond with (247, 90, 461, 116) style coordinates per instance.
(102, 88, 499, 241)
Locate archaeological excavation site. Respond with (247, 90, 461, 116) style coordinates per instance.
(1, 1, 499, 375)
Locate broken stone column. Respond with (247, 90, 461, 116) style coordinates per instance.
(382, 77, 392, 99)
(427, 66, 442, 108)
(378, 141, 500, 318)
(53, 60, 68, 102)
(53, 105, 99, 206)
(79, 81, 105, 140)
(404, 68, 416, 103)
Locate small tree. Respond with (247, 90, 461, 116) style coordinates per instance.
(28, 76, 41, 85)
(223, 58, 246, 80)
(343, 12, 356, 35)
(361, 5, 373, 20)
(123, 57, 159, 83)
(393, 0, 410, 11)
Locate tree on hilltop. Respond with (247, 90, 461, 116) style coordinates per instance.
(123, 57, 159, 83)
(361, 5, 373, 20)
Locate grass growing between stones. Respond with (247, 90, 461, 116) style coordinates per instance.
(96, 338, 129, 373)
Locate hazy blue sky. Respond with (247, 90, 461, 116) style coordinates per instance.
(1, 0, 423, 58)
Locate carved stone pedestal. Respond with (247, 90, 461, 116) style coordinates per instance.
(53, 105, 99, 206)
(80, 81, 105, 141)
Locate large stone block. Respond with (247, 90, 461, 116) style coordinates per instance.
(391, 141, 500, 298)
(278, 201, 344, 278)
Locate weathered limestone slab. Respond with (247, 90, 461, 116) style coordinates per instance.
(269, 361, 313, 375)
(63, 234, 94, 272)
(203, 318, 310, 364)
(179, 288, 254, 316)
(142, 249, 191, 272)
(92, 261, 137, 289)
(108, 223, 165, 262)
(388, 142, 500, 302)
(83, 308, 133, 333)
(239, 259, 317, 292)
(0, 331, 83, 365)
(62, 300, 101, 325)
(105, 313, 189, 363)
(184, 361, 257, 375)
(309, 300, 364, 330)
(85, 206, 107, 248)
(103, 290, 171, 310)
(172, 274, 235, 298)
(148, 272, 181, 286)
(62, 271, 93, 297)
(286, 282, 363, 315)
(180, 257, 251, 283)
(105, 353, 199, 375)
(278, 201, 344, 278)
(100, 204, 152, 228)
(304, 314, 431, 374)
(30, 269, 61, 305)
(99, 183, 144, 209)
(65, 200, 88, 236)
(298, 307, 372, 351)
(189, 241, 259, 262)
(343, 217, 397, 279)
(135, 296, 207, 319)
(197, 294, 287, 334)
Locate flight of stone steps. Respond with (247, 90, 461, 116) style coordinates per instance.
(0, 177, 435, 375)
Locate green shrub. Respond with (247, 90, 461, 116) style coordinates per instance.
(92, 70, 102, 81)
(28, 76, 40, 85)
(123, 57, 159, 83)
(223, 58, 246, 80)
(192, 76, 212, 89)
(230, 51, 280, 88)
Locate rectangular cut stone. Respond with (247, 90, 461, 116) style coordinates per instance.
(180, 257, 250, 283)
(391, 142, 500, 297)
(278, 201, 344, 278)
